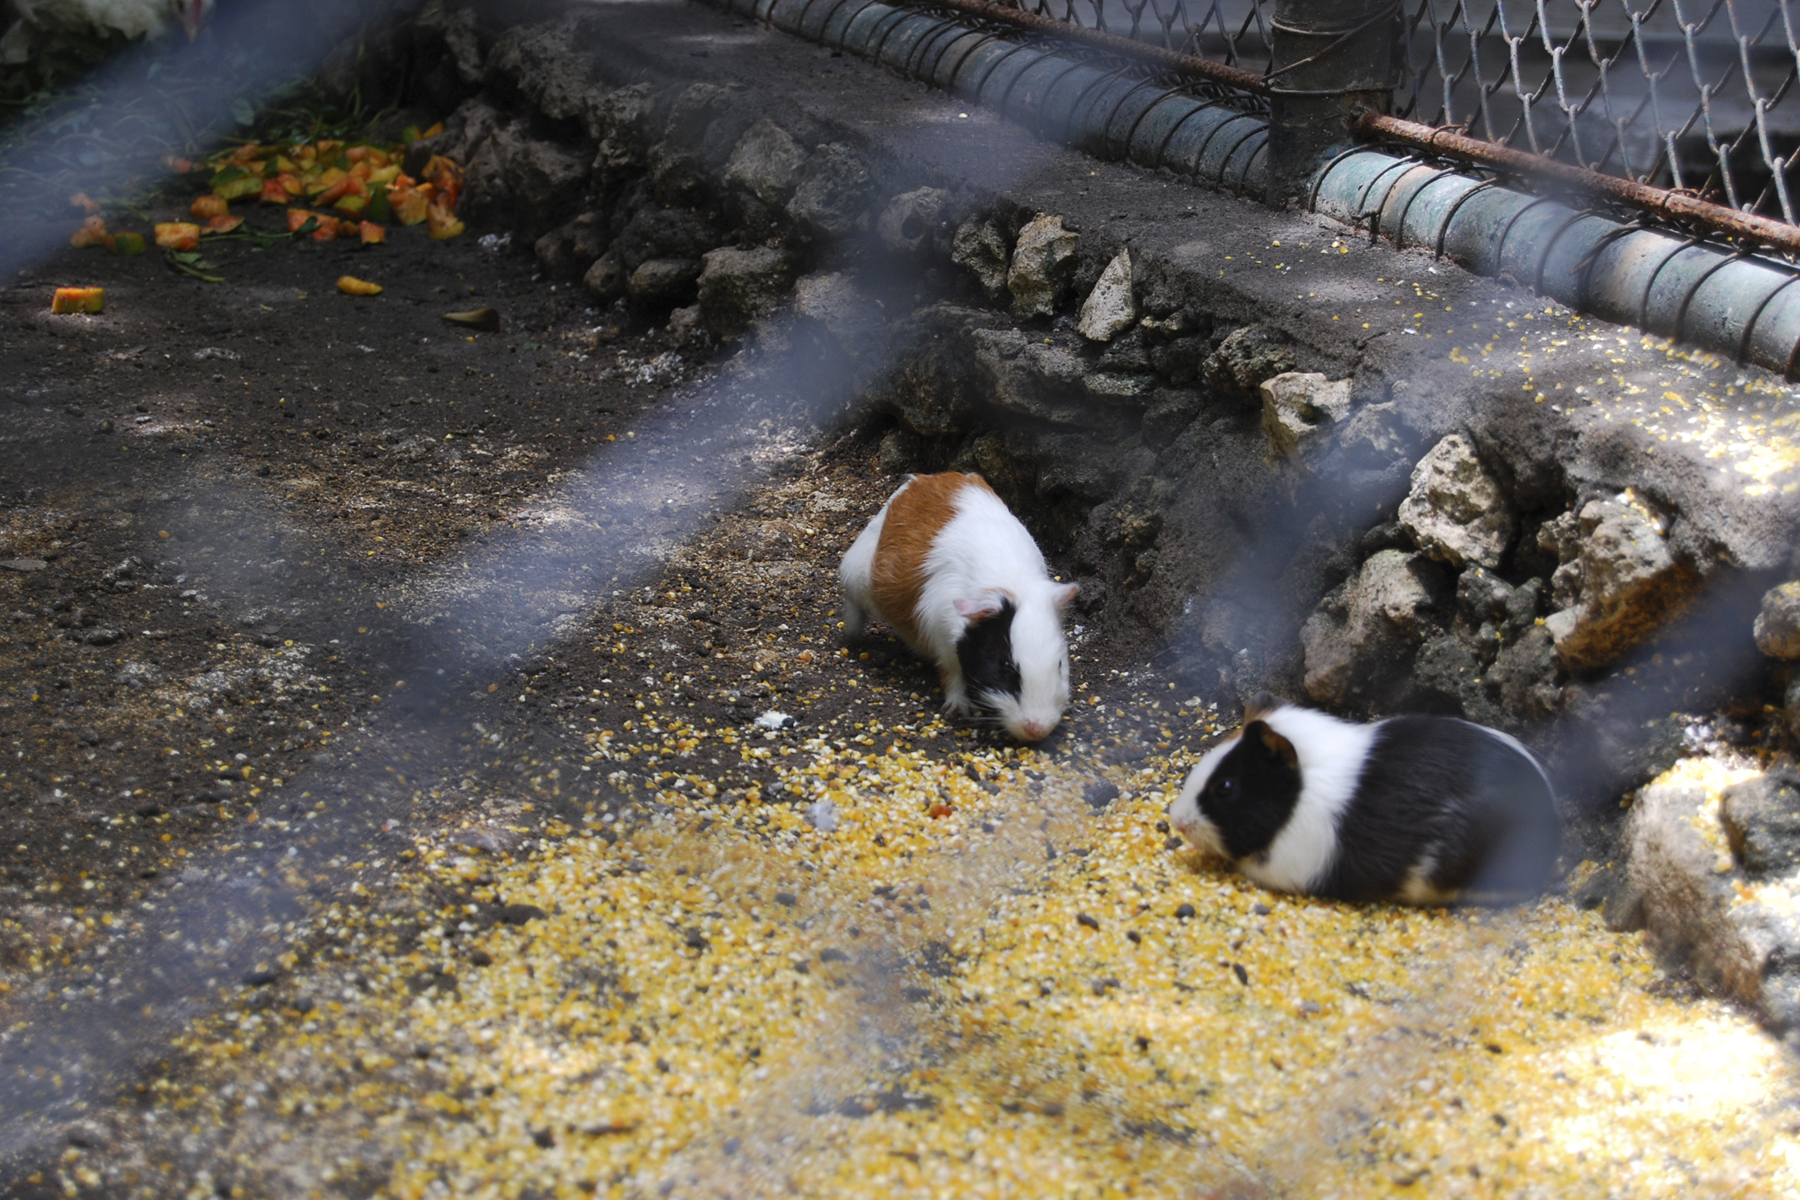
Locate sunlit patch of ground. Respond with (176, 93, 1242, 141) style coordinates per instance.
(120, 697, 1798, 1200)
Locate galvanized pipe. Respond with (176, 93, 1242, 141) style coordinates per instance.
(1312, 149, 1800, 378)
(714, 0, 1800, 375)
(716, 0, 1269, 196)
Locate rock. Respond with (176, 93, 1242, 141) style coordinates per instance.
(613, 206, 722, 273)
(1410, 634, 1496, 723)
(533, 211, 609, 280)
(724, 118, 810, 205)
(695, 246, 799, 339)
(1721, 768, 1800, 876)
(951, 217, 1009, 299)
(793, 271, 884, 363)
(583, 246, 627, 301)
(786, 144, 873, 238)
(628, 258, 704, 305)
(876, 427, 925, 475)
(1259, 371, 1352, 457)
(1203, 325, 1296, 401)
(1142, 387, 1204, 447)
(1300, 549, 1444, 707)
(502, 137, 592, 239)
(1007, 213, 1079, 318)
(1542, 496, 1697, 671)
(876, 187, 952, 256)
(1076, 249, 1136, 342)
(1754, 581, 1800, 659)
(1148, 334, 1212, 385)
(665, 304, 709, 351)
(1482, 625, 1561, 720)
(1, 558, 46, 571)
(1456, 566, 1513, 626)
(871, 304, 1004, 438)
(1618, 761, 1800, 1031)
(1396, 434, 1516, 569)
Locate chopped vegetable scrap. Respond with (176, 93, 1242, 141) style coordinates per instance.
(153, 222, 201, 251)
(50, 286, 104, 314)
(337, 275, 383, 296)
(63, 130, 466, 287)
(441, 306, 501, 332)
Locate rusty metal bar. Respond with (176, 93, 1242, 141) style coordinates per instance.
(910, 0, 1270, 96)
(1353, 110, 1800, 258)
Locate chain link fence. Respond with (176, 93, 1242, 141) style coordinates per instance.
(1000, 2, 1800, 229)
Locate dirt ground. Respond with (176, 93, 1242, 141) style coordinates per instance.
(0, 165, 1182, 1183)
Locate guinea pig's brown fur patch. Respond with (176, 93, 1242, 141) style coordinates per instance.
(868, 472, 994, 648)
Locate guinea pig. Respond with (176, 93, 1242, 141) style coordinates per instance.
(1168, 696, 1561, 905)
(839, 472, 1076, 741)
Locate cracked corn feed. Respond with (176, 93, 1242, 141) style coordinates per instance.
(146, 707, 1798, 1200)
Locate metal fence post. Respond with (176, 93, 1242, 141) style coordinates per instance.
(1264, 0, 1403, 208)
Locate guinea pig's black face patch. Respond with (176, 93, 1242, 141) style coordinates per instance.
(955, 598, 1020, 707)
(1198, 722, 1303, 860)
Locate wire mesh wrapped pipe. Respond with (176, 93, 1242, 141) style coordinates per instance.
(713, 0, 1268, 197)
(1312, 148, 1800, 378)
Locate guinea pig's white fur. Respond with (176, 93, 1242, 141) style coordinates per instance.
(1171, 704, 1379, 894)
(841, 473, 1074, 741)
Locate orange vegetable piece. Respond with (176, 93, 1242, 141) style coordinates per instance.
(190, 194, 229, 219)
(163, 156, 195, 173)
(336, 218, 360, 237)
(204, 215, 243, 233)
(426, 198, 465, 240)
(422, 155, 462, 207)
(69, 191, 100, 214)
(70, 215, 110, 248)
(357, 220, 387, 245)
(51, 287, 104, 314)
(420, 121, 445, 139)
(284, 207, 313, 233)
(333, 193, 367, 216)
(337, 275, 382, 296)
(154, 222, 202, 251)
(390, 189, 429, 226)
(259, 177, 290, 204)
(344, 146, 370, 163)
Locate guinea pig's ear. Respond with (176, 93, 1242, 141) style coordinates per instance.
(1051, 582, 1079, 613)
(953, 591, 1008, 623)
(1243, 692, 1280, 723)
(1242, 720, 1299, 772)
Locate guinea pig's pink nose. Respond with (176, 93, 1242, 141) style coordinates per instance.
(1020, 720, 1051, 740)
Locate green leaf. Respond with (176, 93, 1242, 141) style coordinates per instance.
(365, 187, 392, 225)
(232, 98, 255, 127)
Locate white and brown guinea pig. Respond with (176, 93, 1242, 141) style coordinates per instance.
(839, 472, 1076, 741)
(1169, 696, 1561, 905)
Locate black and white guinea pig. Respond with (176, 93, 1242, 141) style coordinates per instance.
(1169, 696, 1561, 905)
(839, 472, 1076, 741)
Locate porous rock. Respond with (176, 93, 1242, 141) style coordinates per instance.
(1396, 433, 1516, 568)
(1076, 249, 1136, 342)
(1259, 371, 1351, 457)
(1007, 214, 1079, 318)
(1721, 768, 1800, 877)
(1300, 549, 1443, 707)
(628, 257, 704, 305)
(1542, 496, 1697, 671)
(1203, 325, 1296, 401)
(951, 217, 1009, 299)
(870, 305, 1003, 439)
(1617, 764, 1800, 1031)
(534, 212, 610, 280)
(724, 118, 810, 206)
(1753, 581, 1800, 659)
(793, 271, 885, 363)
(583, 246, 626, 301)
(696, 246, 800, 339)
(876, 187, 952, 256)
(613, 206, 722, 272)
(786, 144, 873, 238)
(509, 139, 590, 236)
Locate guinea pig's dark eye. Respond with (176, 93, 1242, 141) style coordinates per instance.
(1217, 777, 1236, 795)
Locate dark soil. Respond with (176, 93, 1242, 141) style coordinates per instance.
(0, 171, 1168, 1181)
